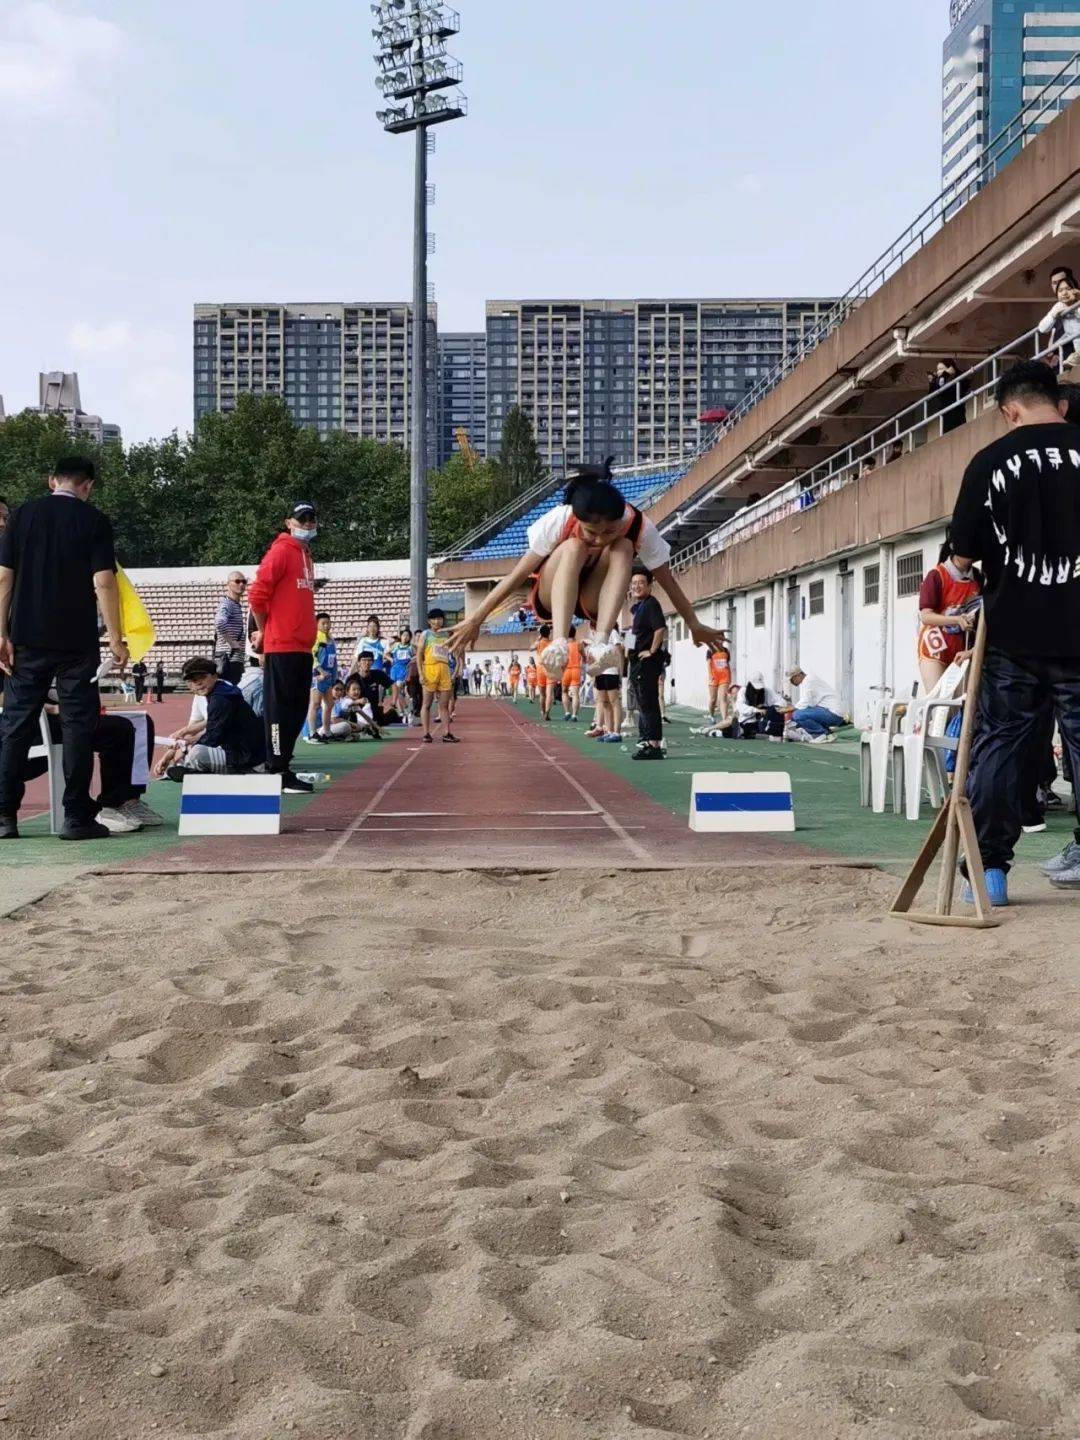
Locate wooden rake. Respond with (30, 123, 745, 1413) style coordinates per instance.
(889, 614, 1000, 928)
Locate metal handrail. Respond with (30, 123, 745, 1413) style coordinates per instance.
(670, 305, 1078, 575)
(686, 47, 1080, 466)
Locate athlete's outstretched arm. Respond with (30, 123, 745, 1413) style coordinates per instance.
(651, 563, 727, 648)
(447, 550, 541, 654)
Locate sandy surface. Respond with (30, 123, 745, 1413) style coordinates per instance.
(2, 866, 1080, 1439)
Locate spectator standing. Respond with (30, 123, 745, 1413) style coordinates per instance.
(247, 503, 319, 794)
(928, 359, 966, 435)
(950, 360, 1080, 903)
(213, 571, 247, 682)
(0, 456, 127, 840)
(1038, 269, 1080, 374)
(154, 658, 166, 703)
(131, 658, 147, 702)
(627, 567, 668, 761)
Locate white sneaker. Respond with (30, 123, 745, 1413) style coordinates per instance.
(122, 798, 165, 827)
(585, 642, 618, 677)
(809, 735, 831, 746)
(540, 638, 569, 678)
(97, 806, 142, 833)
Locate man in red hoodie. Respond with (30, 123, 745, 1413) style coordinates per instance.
(247, 502, 319, 794)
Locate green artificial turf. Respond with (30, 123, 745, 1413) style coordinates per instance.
(531, 701, 1076, 872)
(2, 732, 400, 871)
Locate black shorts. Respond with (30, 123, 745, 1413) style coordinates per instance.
(594, 674, 620, 692)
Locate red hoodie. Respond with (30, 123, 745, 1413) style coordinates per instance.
(247, 533, 317, 654)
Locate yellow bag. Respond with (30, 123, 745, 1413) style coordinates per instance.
(117, 567, 156, 662)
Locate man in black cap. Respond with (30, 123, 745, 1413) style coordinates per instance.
(247, 503, 319, 793)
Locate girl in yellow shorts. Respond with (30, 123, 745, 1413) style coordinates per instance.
(415, 608, 459, 745)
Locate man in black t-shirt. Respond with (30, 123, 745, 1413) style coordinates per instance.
(627, 567, 669, 761)
(950, 361, 1080, 901)
(0, 457, 128, 841)
(352, 651, 398, 727)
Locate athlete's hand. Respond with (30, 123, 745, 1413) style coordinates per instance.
(249, 629, 264, 654)
(955, 612, 976, 632)
(0, 637, 13, 675)
(447, 617, 480, 656)
(690, 623, 727, 650)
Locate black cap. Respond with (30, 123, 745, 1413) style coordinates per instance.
(290, 501, 317, 520)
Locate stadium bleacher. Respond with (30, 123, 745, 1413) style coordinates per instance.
(463, 468, 686, 563)
(125, 575, 459, 677)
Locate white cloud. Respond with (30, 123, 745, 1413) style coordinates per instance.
(69, 319, 136, 354)
(734, 173, 765, 197)
(0, 3, 126, 113)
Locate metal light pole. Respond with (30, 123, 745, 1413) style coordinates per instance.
(372, 1, 467, 631)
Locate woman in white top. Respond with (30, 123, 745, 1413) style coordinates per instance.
(448, 461, 726, 678)
(585, 628, 625, 741)
(1038, 273, 1080, 372)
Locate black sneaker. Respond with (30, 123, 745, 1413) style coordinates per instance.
(442, 733, 460, 744)
(58, 818, 112, 841)
(423, 734, 433, 744)
(0, 814, 19, 840)
(165, 765, 190, 783)
(281, 773, 314, 794)
(631, 746, 665, 762)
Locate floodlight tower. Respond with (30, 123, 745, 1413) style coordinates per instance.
(372, 0, 467, 629)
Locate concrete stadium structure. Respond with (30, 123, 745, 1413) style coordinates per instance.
(439, 87, 1080, 721)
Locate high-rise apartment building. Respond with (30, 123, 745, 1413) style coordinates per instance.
(37, 372, 121, 447)
(193, 302, 437, 449)
(436, 333, 487, 466)
(943, 1, 1080, 202)
(485, 299, 833, 472)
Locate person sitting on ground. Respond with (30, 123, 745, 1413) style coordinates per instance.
(742, 674, 786, 739)
(916, 540, 983, 694)
(165, 656, 266, 779)
(697, 683, 755, 739)
(787, 666, 846, 743)
(1038, 267, 1080, 373)
(352, 651, 398, 728)
(327, 676, 381, 741)
(447, 458, 725, 681)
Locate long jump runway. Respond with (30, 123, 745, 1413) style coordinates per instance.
(113, 699, 818, 874)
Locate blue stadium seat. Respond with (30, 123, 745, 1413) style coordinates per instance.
(463, 468, 685, 564)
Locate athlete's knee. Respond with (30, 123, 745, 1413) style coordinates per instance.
(608, 537, 634, 560)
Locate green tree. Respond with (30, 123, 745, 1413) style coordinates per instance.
(429, 452, 503, 552)
(497, 404, 545, 501)
(0, 411, 97, 505)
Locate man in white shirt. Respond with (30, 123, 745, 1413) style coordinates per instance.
(788, 666, 846, 742)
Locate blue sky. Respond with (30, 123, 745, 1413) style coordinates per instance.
(0, 0, 947, 443)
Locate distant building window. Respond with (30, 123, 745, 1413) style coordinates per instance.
(808, 579, 825, 616)
(863, 563, 881, 606)
(896, 551, 924, 598)
(753, 596, 766, 628)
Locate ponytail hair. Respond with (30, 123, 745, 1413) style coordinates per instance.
(563, 456, 623, 522)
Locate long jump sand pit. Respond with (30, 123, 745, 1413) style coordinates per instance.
(2, 865, 1079, 1438)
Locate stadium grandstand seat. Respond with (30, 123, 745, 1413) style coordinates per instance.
(113, 575, 459, 680)
(463, 469, 686, 563)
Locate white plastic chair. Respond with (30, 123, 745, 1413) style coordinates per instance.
(859, 692, 907, 814)
(896, 660, 967, 822)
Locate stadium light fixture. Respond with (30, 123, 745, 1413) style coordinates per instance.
(372, 3, 466, 630)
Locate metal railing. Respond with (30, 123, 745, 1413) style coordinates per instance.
(670, 305, 1078, 575)
(686, 47, 1080, 467)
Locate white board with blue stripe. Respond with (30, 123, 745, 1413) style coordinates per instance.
(178, 775, 283, 836)
(690, 771, 795, 833)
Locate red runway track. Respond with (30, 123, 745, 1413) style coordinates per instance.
(116, 700, 813, 874)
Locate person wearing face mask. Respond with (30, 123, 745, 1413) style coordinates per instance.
(247, 502, 319, 794)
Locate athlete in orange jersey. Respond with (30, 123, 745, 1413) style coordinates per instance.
(917, 545, 982, 691)
(561, 629, 583, 722)
(525, 660, 538, 701)
(533, 625, 554, 722)
(707, 643, 733, 725)
(508, 658, 522, 700)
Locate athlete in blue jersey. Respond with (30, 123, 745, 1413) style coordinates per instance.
(353, 614, 386, 676)
(304, 610, 339, 744)
(388, 627, 413, 714)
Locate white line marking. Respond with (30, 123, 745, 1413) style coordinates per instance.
(372, 808, 598, 818)
(360, 823, 628, 833)
(504, 709, 654, 864)
(316, 744, 424, 867)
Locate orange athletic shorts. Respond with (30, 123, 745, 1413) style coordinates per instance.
(562, 668, 582, 688)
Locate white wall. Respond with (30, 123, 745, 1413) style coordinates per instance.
(668, 524, 949, 724)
